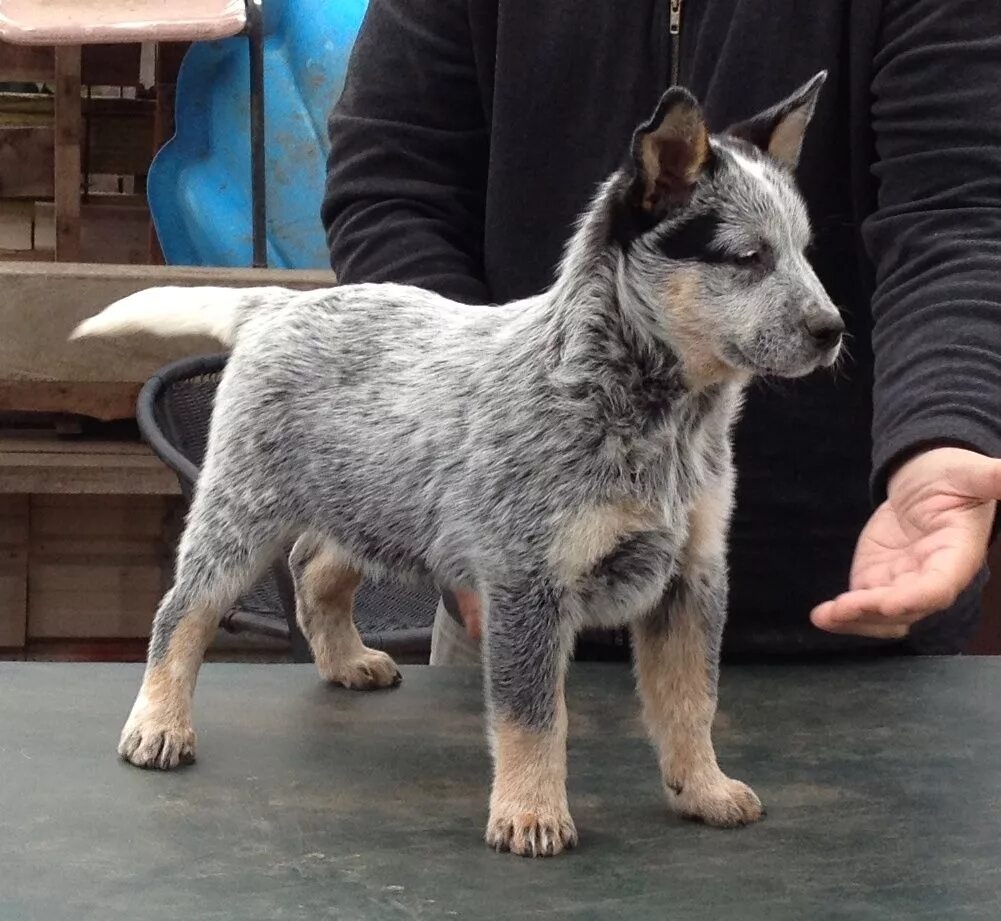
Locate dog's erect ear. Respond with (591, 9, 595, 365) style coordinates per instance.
(725, 71, 827, 170)
(629, 87, 712, 216)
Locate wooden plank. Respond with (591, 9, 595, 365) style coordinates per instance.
(83, 104, 155, 177)
(0, 199, 33, 250)
(0, 100, 155, 183)
(0, 437, 166, 456)
(27, 494, 172, 639)
(0, 261, 336, 388)
(0, 92, 155, 121)
(0, 437, 181, 496)
(81, 44, 142, 86)
(0, 43, 141, 85)
(0, 381, 140, 419)
(155, 43, 191, 84)
(53, 46, 82, 262)
(0, 44, 53, 83)
(0, 125, 54, 197)
(0, 247, 53, 262)
(0, 92, 56, 125)
(36, 196, 151, 265)
(0, 494, 28, 648)
(31, 493, 168, 536)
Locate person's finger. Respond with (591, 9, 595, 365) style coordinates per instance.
(947, 454, 1001, 501)
(815, 570, 958, 625)
(810, 598, 910, 632)
(813, 615, 909, 640)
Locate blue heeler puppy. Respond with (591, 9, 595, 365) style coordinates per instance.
(74, 72, 841, 858)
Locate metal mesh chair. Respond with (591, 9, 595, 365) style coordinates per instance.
(137, 354, 439, 662)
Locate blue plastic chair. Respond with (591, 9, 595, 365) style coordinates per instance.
(148, 0, 369, 269)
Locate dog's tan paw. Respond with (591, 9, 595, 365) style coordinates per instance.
(320, 648, 402, 690)
(670, 774, 764, 828)
(485, 806, 578, 857)
(118, 718, 196, 770)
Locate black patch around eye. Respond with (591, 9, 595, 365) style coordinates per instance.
(652, 213, 728, 263)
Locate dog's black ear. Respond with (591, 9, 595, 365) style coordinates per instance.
(628, 87, 712, 217)
(725, 70, 827, 170)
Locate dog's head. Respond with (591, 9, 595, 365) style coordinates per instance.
(613, 72, 842, 384)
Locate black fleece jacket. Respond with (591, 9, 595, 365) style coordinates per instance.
(321, 0, 1001, 656)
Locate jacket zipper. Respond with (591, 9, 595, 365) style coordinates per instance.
(669, 0, 683, 85)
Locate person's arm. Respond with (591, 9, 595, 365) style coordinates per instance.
(321, 0, 491, 304)
(812, 0, 1001, 637)
(863, 0, 1001, 496)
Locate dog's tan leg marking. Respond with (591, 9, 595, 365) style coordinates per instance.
(485, 681, 577, 858)
(632, 479, 763, 828)
(118, 610, 217, 770)
(296, 540, 401, 690)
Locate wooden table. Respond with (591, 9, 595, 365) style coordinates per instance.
(2, 661, 1000, 919)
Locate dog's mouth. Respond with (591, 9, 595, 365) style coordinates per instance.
(721, 342, 828, 379)
(821, 342, 842, 368)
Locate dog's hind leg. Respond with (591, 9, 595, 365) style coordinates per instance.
(288, 535, 402, 690)
(118, 492, 289, 770)
(482, 578, 577, 858)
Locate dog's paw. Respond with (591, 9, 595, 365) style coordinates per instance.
(670, 773, 764, 828)
(485, 805, 578, 857)
(118, 717, 196, 770)
(320, 648, 402, 691)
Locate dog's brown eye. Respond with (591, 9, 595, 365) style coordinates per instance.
(733, 250, 761, 267)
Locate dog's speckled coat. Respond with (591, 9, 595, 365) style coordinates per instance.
(74, 75, 841, 857)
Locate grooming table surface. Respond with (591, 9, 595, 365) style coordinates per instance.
(2, 661, 1000, 919)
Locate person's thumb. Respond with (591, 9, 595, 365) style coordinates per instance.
(949, 453, 1001, 500)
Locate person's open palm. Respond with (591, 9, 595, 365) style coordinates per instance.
(811, 447, 1001, 639)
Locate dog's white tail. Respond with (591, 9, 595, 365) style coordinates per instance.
(69, 285, 299, 346)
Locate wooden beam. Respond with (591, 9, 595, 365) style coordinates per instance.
(0, 43, 52, 83)
(0, 43, 143, 85)
(0, 260, 336, 387)
(81, 44, 142, 86)
(35, 196, 152, 265)
(27, 494, 175, 640)
(53, 46, 81, 262)
(0, 382, 140, 420)
(0, 126, 54, 197)
(0, 95, 158, 195)
(0, 247, 53, 262)
(0, 437, 181, 496)
(0, 495, 28, 649)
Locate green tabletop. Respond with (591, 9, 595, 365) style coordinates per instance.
(1, 661, 1000, 920)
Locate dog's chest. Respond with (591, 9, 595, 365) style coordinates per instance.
(553, 398, 731, 629)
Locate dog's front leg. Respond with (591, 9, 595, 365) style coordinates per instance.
(631, 483, 764, 828)
(483, 581, 577, 857)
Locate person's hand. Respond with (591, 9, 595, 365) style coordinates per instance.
(811, 447, 1001, 639)
(453, 587, 483, 641)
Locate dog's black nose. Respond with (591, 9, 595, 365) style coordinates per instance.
(804, 314, 845, 350)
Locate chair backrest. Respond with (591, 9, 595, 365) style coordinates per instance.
(138, 354, 228, 497)
(148, 0, 369, 268)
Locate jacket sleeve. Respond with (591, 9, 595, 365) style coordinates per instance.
(862, 0, 1001, 500)
(320, 0, 491, 305)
